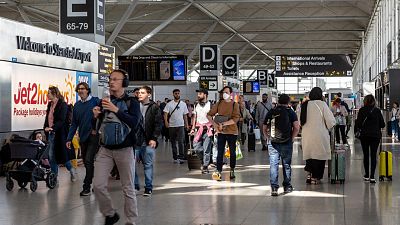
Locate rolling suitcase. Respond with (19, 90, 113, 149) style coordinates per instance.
(379, 141, 393, 181)
(330, 149, 346, 184)
(187, 135, 202, 170)
(329, 127, 346, 184)
(248, 121, 256, 152)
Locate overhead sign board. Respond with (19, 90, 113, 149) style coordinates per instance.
(268, 73, 275, 88)
(258, 70, 268, 86)
(200, 44, 219, 76)
(60, 0, 105, 44)
(0, 17, 98, 73)
(199, 76, 218, 91)
(98, 44, 115, 75)
(222, 55, 239, 77)
(118, 55, 187, 82)
(275, 55, 353, 77)
(243, 80, 260, 95)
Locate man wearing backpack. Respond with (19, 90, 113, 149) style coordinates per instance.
(255, 93, 273, 151)
(134, 86, 162, 197)
(92, 69, 140, 225)
(163, 89, 189, 164)
(66, 82, 100, 196)
(263, 94, 300, 196)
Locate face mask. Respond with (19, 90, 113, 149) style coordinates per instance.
(223, 93, 230, 100)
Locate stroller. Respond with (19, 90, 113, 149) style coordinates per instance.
(4, 135, 57, 192)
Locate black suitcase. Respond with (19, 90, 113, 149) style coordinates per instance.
(248, 121, 256, 152)
(187, 136, 202, 170)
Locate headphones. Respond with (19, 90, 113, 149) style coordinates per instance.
(113, 69, 130, 88)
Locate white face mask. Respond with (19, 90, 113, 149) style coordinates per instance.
(223, 93, 230, 100)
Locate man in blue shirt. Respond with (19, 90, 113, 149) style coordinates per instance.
(67, 82, 100, 196)
(263, 94, 300, 196)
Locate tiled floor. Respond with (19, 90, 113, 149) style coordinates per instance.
(1, 136, 400, 225)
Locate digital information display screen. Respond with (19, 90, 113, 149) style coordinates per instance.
(118, 55, 187, 82)
(275, 55, 354, 77)
(243, 81, 260, 95)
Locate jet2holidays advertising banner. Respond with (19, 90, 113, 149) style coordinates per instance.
(11, 63, 92, 131)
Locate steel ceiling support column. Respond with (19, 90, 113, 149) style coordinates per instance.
(17, 6, 32, 25)
(117, 35, 175, 55)
(106, 0, 139, 45)
(114, 40, 126, 53)
(187, 21, 218, 62)
(187, 34, 235, 75)
(240, 52, 258, 69)
(192, 2, 274, 61)
(122, 3, 192, 56)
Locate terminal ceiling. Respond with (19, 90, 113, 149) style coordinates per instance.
(0, 0, 376, 70)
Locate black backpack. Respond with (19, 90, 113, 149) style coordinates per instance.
(269, 106, 292, 143)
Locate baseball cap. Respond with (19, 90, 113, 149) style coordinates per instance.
(196, 88, 208, 95)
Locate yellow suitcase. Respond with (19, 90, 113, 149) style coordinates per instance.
(379, 150, 393, 181)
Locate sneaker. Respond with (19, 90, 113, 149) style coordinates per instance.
(173, 159, 178, 164)
(70, 168, 77, 182)
(284, 186, 293, 194)
(230, 170, 236, 179)
(143, 188, 152, 197)
(271, 188, 278, 196)
(262, 146, 267, 151)
(178, 159, 184, 164)
(201, 166, 209, 174)
(370, 178, 376, 184)
(212, 171, 222, 181)
(80, 189, 91, 196)
(105, 213, 120, 225)
(363, 176, 370, 182)
(135, 185, 140, 191)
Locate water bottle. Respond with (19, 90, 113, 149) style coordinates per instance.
(102, 87, 110, 101)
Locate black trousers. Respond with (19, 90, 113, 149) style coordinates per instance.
(80, 134, 99, 190)
(360, 137, 380, 178)
(305, 159, 326, 180)
(335, 125, 347, 144)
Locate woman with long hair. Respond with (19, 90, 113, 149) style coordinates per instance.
(354, 95, 385, 183)
(300, 87, 336, 184)
(44, 86, 76, 182)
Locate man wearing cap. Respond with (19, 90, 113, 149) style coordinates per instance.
(191, 88, 213, 174)
(255, 93, 273, 151)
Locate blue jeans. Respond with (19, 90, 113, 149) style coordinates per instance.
(48, 133, 72, 175)
(268, 141, 293, 189)
(134, 145, 155, 190)
(193, 132, 212, 167)
(391, 119, 399, 137)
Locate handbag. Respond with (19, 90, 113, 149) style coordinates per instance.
(214, 101, 235, 124)
(355, 108, 374, 139)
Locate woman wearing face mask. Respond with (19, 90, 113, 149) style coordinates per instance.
(44, 86, 76, 182)
(207, 86, 241, 181)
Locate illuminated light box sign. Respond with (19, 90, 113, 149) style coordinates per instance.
(10, 63, 92, 131)
(243, 80, 260, 95)
(275, 55, 354, 77)
(118, 55, 187, 82)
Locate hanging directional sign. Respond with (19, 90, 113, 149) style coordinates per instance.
(258, 70, 268, 86)
(275, 55, 353, 77)
(199, 76, 218, 91)
(200, 44, 219, 76)
(222, 55, 238, 77)
(268, 73, 275, 88)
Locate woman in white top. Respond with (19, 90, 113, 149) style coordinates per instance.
(300, 87, 336, 184)
(331, 98, 349, 145)
(390, 102, 400, 139)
